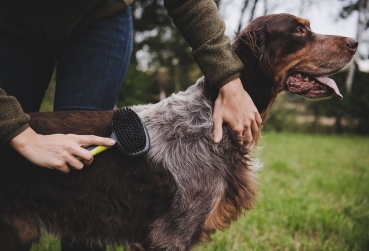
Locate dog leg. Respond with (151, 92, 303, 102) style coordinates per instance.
(140, 196, 212, 251)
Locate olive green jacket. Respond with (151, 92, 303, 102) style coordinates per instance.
(0, 88, 30, 145)
(0, 0, 243, 145)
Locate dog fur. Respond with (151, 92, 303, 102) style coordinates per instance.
(0, 13, 357, 251)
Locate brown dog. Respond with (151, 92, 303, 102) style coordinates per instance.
(0, 13, 357, 251)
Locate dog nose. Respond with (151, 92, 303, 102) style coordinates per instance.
(346, 38, 358, 50)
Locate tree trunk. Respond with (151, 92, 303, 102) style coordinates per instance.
(248, 0, 260, 23)
(237, 0, 250, 33)
(346, 0, 369, 92)
(334, 116, 343, 134)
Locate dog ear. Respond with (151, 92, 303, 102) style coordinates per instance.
(232, 23, 276, 117)
(233, 23, 273, 78)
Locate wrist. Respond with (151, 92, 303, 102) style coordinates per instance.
(214, 73, 242, 90)
(9, 127, 37, 152)
(219, 78, 243, 96)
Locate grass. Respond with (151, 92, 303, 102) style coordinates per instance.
(31, 132, 369, 251)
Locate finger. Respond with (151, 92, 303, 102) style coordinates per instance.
(49, 158, 71, 173)
(212, 117, 223, 143)
(244, 127, 253, 143)
(237, 131, 243, 145)
(227, 121, 244, 144)
(66, 156, 84, 171)
(82, 156, 94, 166)
(73, 135, 116, 147)
(57, 164, 71, 173)
(74, 147, 94, 163)
(255, 112, 262, 125)
(251, 120, 259, 134)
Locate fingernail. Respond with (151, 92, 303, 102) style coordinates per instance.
(214, 136, 219, 143)
(108, 139, 116, 145)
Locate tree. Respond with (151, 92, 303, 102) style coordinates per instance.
(339, 0, 369, 92)
(118, 0, 201, 107)
(295, 0, 369, 135)
(307, 65, 369, 134)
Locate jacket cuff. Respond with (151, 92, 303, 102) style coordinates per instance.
(0, 122, 30, 146)
(192, 42, 244, 90)
(215, 72, 242, 90)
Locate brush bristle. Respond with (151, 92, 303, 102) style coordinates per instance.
(112, 108, 149, 156)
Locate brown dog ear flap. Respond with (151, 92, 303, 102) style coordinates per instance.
(236, 30, 260, 58)
(257, 22, 273, 78)
(233, 22, 273, 78)
(256, 22, 273, 76)
(232, 22, 276, 115)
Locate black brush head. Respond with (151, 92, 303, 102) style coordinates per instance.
(111, 108, 150, 158)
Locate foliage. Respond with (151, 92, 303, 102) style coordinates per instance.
(117, 64, 158, 107)
(118, 0, 201, 106)
(40, 0, 369, 130)
(30, 133, 369, 251)
(307, 67, 369, 135)
(339, 0, 369, 30)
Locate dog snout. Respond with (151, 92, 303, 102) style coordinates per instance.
(346, 38, 358, 52)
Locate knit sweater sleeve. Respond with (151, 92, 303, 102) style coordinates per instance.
(164, 0, 244, 90)
(0, 88, 30, 146)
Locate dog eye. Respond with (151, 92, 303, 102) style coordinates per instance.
(295, 27, 304, 33)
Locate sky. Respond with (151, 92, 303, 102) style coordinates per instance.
(220, 0, 358, 38)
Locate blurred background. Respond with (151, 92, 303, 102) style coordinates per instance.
(34, 0, 369, 251)
(40, 0, 369, 137)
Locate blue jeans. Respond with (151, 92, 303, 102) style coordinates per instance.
(0, 8, 132, 251)
(0, 8, 133, 112)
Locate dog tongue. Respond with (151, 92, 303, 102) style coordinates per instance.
(314, 76, 343, 100)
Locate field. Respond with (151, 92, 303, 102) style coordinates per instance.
(31, 132, 369, 251)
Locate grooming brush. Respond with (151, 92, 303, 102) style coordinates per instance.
(84, 108, 150, 158)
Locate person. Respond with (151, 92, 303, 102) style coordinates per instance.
(0, 88, 117, 173)
(0, 0, 261, 250)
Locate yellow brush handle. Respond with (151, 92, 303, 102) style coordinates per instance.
(77, 145, 111, 160)
(89, 145, 111, 156)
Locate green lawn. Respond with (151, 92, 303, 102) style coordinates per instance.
(32, 133, 369, 251)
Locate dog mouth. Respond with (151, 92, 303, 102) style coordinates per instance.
(284, 73, 343, 100)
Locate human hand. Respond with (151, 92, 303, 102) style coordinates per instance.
(10, 127, 116, 173)
(212, 78, 262, 144)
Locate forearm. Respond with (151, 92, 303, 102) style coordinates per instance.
(164, 0, 244, 89)
(0, 88, 30, 146)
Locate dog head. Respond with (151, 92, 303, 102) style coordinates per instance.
(233, 13, 357, 116)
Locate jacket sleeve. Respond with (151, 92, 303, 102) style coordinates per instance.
(0, 88, 30, 146)
(164, 0, 244, 90)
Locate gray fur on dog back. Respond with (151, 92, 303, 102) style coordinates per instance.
(131, 77, 258, 247)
